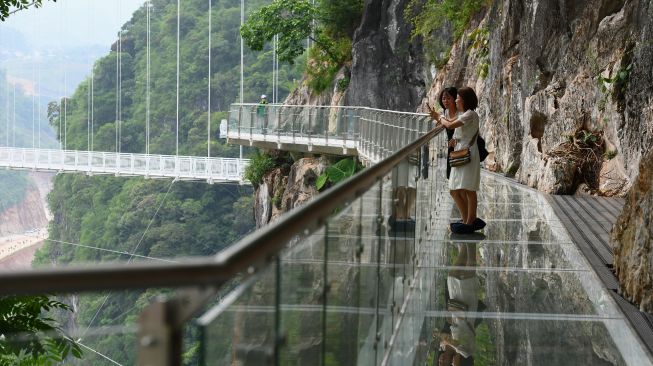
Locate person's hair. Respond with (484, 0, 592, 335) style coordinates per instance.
(457, 87, 478, 111)
(438, 87, 458, 111)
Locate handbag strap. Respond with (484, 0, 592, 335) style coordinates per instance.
(467, 129, 479, 147)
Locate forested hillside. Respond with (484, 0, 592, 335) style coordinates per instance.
(0, 69, 57, 212)
(33, 0, 301, 363)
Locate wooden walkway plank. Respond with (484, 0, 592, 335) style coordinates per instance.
(575, 197, 615, 225)
(546, 193, 653, 356)
(593, 196, 623, 221)
(556, 196, 613, 263)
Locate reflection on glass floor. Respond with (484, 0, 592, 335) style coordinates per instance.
(199, 170, 653, 366)
(413, 173, 652, 366)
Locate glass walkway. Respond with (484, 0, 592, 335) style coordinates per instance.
(0, 107, 651, 365)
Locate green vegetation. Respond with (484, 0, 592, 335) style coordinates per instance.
(406, 0, 491, 66)
(0, 296, 82, 365)
(0, 0, 52, 21)
(604, 149, 618, 160)
(598, 64, 632, 95)
(243, 150, 276, 186)
(316, 157, 360, 191)
(468, 27, 490, 78)
(241, 0, 363, 93)
(408, 0, 491, 40)
(598, 63, 632, 111)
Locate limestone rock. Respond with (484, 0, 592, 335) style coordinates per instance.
(612, 149, 653, 313)
(253, 156, 329, 228)
(346, 0, 426, 111)
(423, 0, 653, 194)
(278, 157, 328, 221)
(254, 173, 273, 228)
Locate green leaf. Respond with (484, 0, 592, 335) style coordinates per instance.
(334, 157, 356, 176)
(316, 173, 329, 190)
(326, 158, 355, 184)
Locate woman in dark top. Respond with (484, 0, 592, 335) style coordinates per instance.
(439, 87, 459, 179)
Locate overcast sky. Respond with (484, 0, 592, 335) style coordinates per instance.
(3, 0, 146, 49)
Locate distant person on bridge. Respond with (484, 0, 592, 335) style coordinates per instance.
(257, 94, 269, 134)
(429, 87, 485, 234)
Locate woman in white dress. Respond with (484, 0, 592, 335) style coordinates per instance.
(430, 87, 485, 234)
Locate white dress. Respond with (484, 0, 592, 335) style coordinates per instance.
(447, 275, 478, 357)
(449, 110, 480, 191)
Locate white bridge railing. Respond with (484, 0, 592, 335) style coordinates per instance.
(228, 103, 432, 163)
(0, 147, 249, 183)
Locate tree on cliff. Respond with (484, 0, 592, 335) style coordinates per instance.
(241, 0, 363, 92)
(0, 0, 54, 21)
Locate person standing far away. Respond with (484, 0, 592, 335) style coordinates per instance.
(429, 87, 485, 234)
(257, 94, 269, 134)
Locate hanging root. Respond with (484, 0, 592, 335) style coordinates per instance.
(546, 129, 605, 192)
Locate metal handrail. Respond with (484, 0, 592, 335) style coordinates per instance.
(231, 103, 429, 116)
(0, 124, 444, 296)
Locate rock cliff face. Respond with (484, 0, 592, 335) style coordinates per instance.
(402, 0, 653, 313)
(346, 0, 427, 111)
(421, 0, 653, 196)
(612, 149, 653, 312)
(0, 183, 49, 237)
(254, 156, 329, 228)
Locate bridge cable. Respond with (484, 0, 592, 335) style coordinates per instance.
(272, 35, 276, 104)
(118, 0, 123, 155)
(176, 0, 181, 157)
(45, 238, 177, 263)
(91, 48, 94, 151)
(146, 0, 151, 155)
(38, 64, 41, 149)
(86, 0, 91, 153)
(207, 0, 211, 158)
(32, 54, 35, 149)
(5, 83, 8, 147)
(12, 83, 15, 146)
(76, 341, 123, 366)
(63, 0, 68, 151)
(79, 178, 177, 342)
(239, 0, 244, 159)
(115, 0, 120, 154)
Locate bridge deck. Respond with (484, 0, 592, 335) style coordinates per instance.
(0, 147, 248, 183)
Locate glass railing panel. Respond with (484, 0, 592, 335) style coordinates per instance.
(276, 105, 299, 138)
(228, 107, 239, 134)
(374, 167, 404, 359)
(277, 229, 325, 365)
(198, 264, 278, 366)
